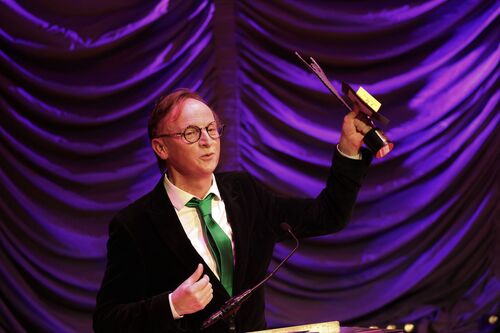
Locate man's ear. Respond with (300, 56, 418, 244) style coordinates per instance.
(151, 138, 168, 160)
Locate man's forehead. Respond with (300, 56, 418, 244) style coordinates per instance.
(163, 98, 215, 128)
(182, 98, 211, 111)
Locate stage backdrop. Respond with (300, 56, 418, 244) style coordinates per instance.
(1, 1, 498, 332)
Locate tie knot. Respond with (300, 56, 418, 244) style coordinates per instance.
(186, 193, 214, 216)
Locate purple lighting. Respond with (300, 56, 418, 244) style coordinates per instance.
(0, 0, 498, 332)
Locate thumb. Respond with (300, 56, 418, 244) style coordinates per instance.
(184, 263, 204, 285)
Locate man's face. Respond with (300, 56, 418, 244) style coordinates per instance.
(155, 98, 221, 181)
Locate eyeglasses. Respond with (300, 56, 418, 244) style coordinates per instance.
(155, 121, 225, 144)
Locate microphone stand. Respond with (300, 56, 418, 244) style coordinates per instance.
(201, 223, 299, 331)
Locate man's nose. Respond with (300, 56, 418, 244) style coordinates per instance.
(198, 128, 213, 145)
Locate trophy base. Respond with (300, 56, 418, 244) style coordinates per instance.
(364, 128, 394, 158)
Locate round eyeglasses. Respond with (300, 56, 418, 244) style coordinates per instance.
(155, 121, 225, 144)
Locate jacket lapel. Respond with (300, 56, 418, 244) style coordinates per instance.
(216, 174, 251, 295)
(147, 178, 230, 301)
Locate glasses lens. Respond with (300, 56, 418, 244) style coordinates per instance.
(181, 123, 225, 143)
(206, 122, 220, 139)
(183, 126, 201, 143)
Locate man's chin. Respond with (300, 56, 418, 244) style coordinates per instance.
(201, 157, 219, 170)
(198, 162, 218, 176)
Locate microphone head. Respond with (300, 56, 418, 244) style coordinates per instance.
(280, 222, 291, 232)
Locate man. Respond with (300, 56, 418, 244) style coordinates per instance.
(93, 88, 372, 332)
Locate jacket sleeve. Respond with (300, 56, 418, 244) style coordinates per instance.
(93, 217, 187, 333)
(251, 147, 372, 240)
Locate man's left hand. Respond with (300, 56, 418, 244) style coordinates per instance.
(338, 104, 372, 157)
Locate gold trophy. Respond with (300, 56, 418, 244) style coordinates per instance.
(295, 52, 394, 158)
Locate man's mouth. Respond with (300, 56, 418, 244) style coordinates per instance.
(200, 153, 215, 159)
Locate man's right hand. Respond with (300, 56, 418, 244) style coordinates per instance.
(171, 263, 213, 316)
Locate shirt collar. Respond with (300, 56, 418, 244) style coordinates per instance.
(163, 174, 221, 211)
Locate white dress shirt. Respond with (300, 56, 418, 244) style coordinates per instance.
(164, 174, 234, 318)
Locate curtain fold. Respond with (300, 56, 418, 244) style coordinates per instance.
(1, 0, 498, 332)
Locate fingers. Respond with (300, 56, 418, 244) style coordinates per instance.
(353, 118, 372, 136)
(184, 274, 213, 307)
(191, 274, 212, 294)
(346, 102, 361, 118)
(171, 265, 214, 316)
(184, 263, 204, 285)
(199, 289, 214, 306)
(339, 104, 367, 156)
(184, 265, 213, 301)
(345, 103, 373, 136)
(194, 275, 213, 301)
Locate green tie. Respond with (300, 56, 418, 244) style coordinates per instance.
(186, 193, 233, 296)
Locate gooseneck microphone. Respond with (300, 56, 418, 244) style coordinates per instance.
(201, 223, 300, 331)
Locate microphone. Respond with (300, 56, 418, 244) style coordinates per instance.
(201, 223, 299, 330)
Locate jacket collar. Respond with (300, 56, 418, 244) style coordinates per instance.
(163, 173, 222, 210)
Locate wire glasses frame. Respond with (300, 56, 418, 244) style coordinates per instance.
(155, 121, 225, 144)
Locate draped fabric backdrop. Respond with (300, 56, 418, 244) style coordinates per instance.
(1, 1, 498, 332)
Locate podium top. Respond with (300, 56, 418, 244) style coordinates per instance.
(341, 328, 403, 333)
(247, 322, 404, 333)
(247, 320, 339, 333)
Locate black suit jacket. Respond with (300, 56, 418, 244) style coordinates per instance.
(93, 149, 372, 332)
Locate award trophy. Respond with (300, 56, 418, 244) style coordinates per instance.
(295, 52, 394, 158)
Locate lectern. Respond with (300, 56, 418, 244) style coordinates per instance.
(248, 320, 404, 333)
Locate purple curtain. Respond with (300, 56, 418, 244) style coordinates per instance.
(1, 1, 498, 332)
